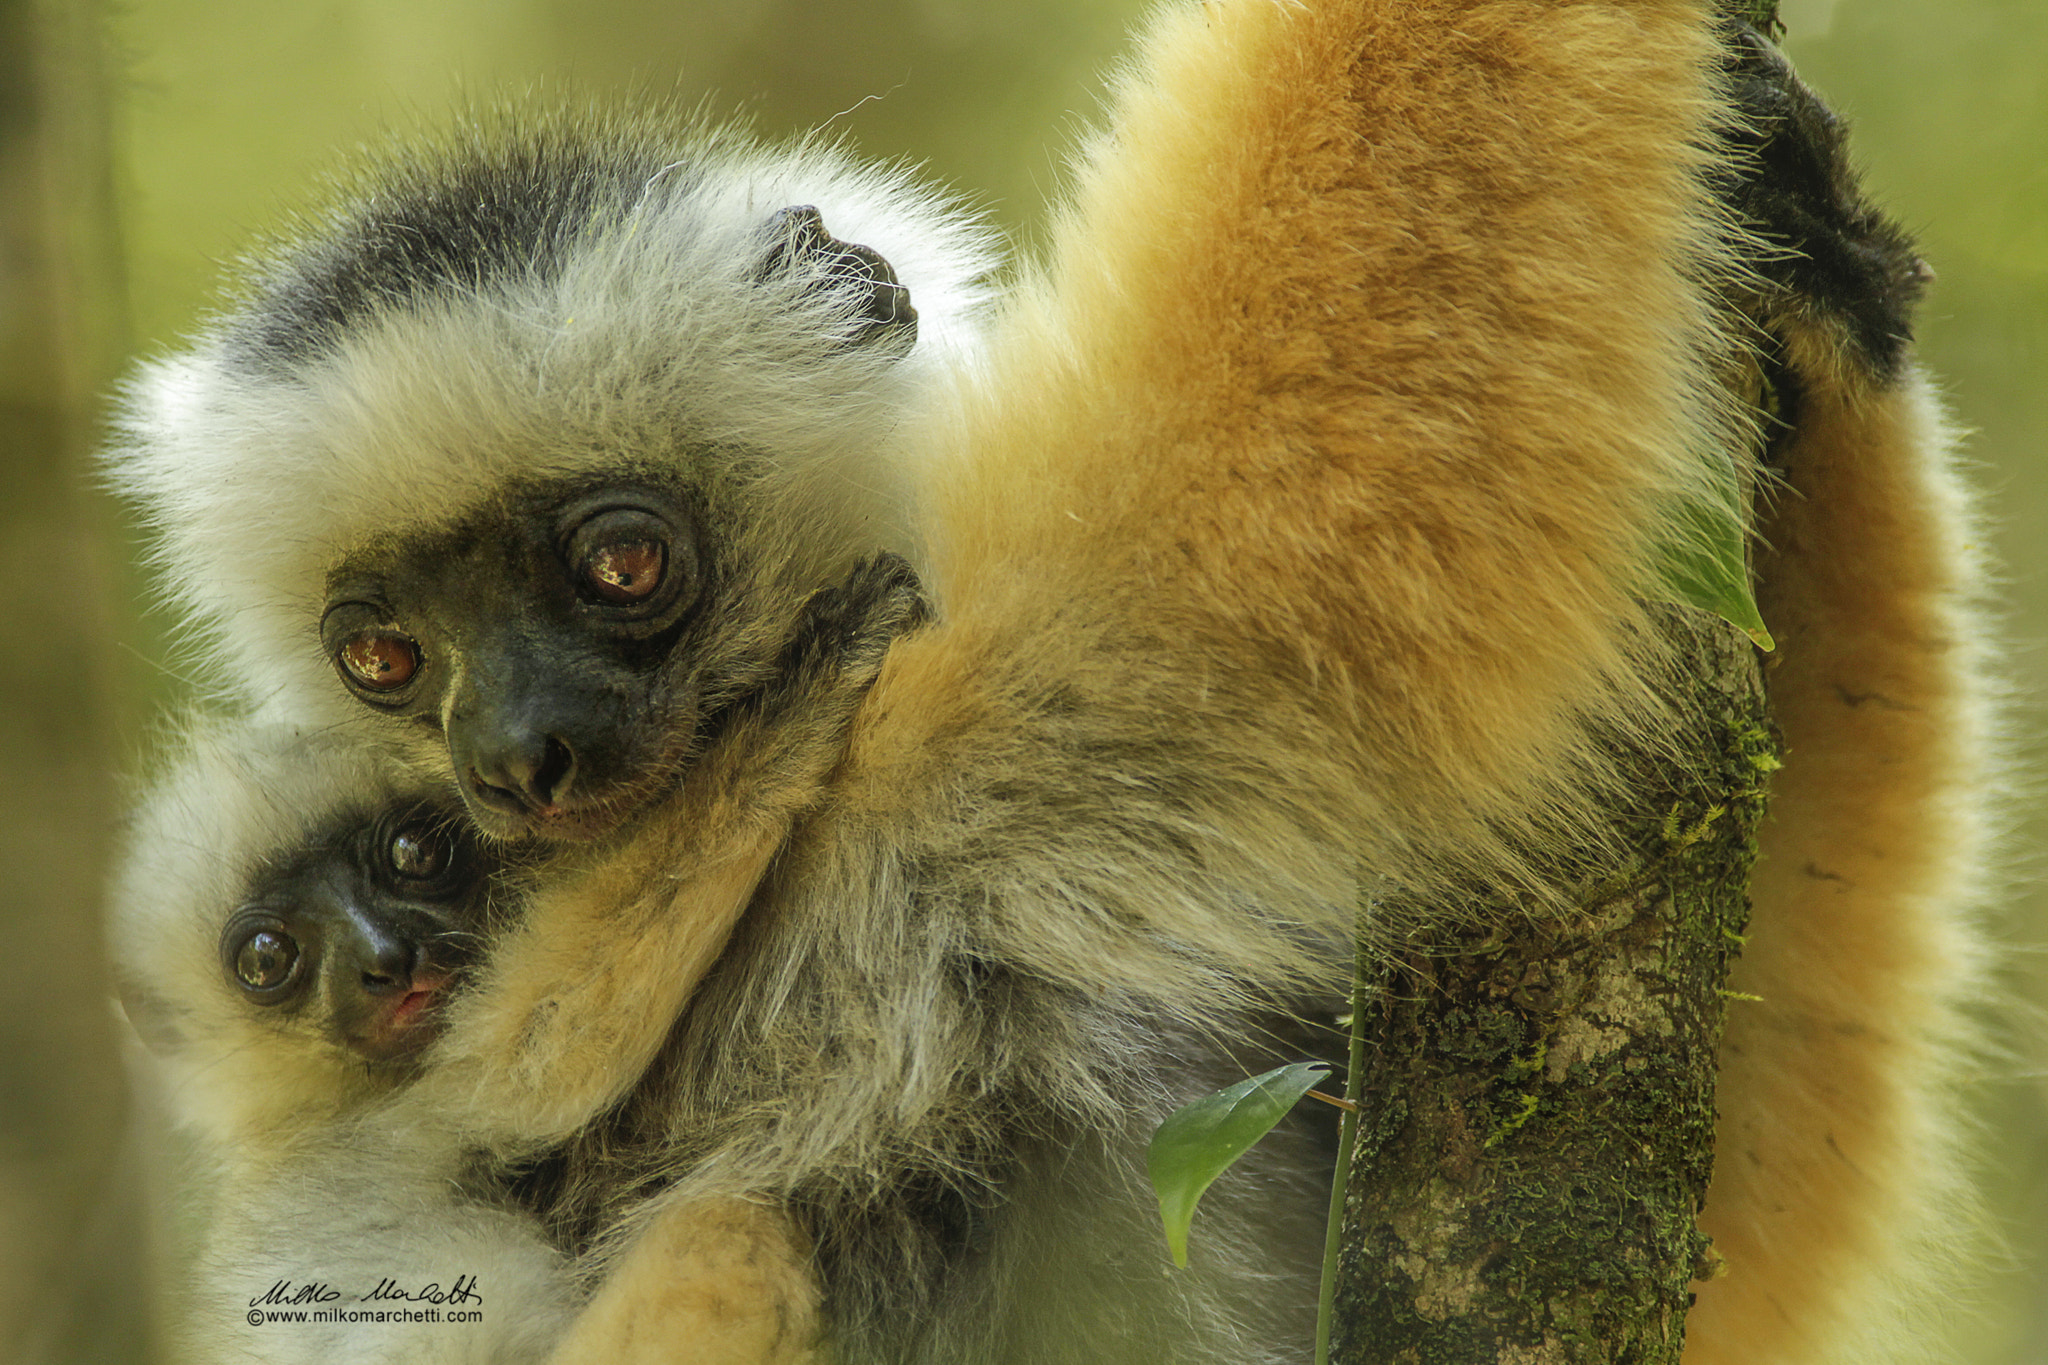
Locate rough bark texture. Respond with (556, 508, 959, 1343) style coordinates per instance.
(1330, 610, 1773, 1364)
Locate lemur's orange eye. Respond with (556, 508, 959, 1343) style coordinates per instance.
(582, 539, 665, 603)
(339, 631, 420, 691)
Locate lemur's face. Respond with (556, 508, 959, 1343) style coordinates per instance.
(222, 800, 491, 1065)
(321, 472, 750, 842)
(313, 206, 921, 843)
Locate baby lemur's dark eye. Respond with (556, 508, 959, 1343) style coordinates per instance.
(386, 822, 452, 880)
(583, 539, 665, 603)
(338, 631, 421, 691)
(222, 914, 304, 1003)
(235, 931, 297, 990)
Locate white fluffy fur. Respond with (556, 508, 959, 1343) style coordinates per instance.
(111, 718, 584, 1363)
(181, 1139, 573, 1365)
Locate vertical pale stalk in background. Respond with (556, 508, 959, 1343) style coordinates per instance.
(0, 0, 149, 1359)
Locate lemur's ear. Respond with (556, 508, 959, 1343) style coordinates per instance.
(759, 205, 918, 351)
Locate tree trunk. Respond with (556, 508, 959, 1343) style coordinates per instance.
(1329, 608, 1772, 1363)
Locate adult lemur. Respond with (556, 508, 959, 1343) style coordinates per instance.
(108, 1, 1994, 1361)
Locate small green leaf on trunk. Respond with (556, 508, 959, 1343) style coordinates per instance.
(1654, 478, 1774, 650)
(1147, 1061, 1331, 1268)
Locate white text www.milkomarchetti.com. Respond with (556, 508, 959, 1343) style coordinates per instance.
(246, 1306, 483, 1326)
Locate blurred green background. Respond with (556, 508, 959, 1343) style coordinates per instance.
(2, 0, 2041, 1359)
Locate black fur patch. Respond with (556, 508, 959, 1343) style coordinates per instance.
(225, 134, 693, 372)
(1720, 25, 1929, 381)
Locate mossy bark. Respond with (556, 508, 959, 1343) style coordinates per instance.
(1328, 610, 1774, 1364)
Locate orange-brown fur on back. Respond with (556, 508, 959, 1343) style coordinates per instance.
(924, 0, 1746, 911)
(610, 0, 1752, 1166)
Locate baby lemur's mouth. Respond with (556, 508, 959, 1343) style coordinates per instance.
(350, 969, 455, 1064)
(389, 985, 438, 1027)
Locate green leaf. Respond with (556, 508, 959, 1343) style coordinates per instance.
(1147, 1061, 1331, 1268)
(1652, 460, 1775, 651)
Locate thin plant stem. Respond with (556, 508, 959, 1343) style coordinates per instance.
(1314, 908, 1372, 1365)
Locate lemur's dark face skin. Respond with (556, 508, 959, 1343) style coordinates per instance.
(321, 473, 754, 843)
(221, 800, 492, 1065)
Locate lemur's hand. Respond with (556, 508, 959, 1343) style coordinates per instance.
(1719, 23, 1930, 378)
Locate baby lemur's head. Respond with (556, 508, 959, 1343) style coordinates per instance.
(114, 720, 511, 1143)
(214, 793, 487, 1067)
